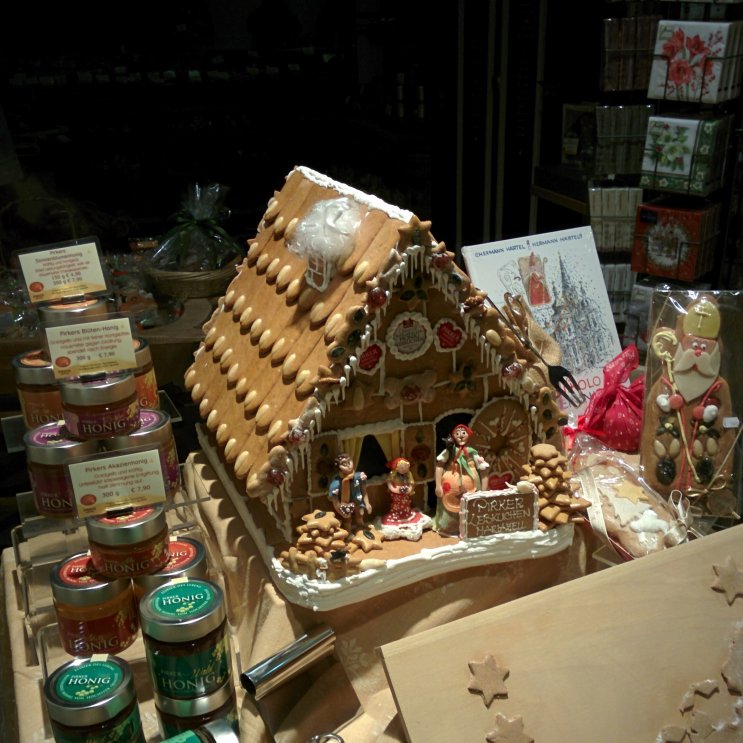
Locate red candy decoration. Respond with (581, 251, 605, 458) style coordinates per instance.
(669, 394, 684, 410)
(693, 404, 705, 420)
(367, 287, 387, 308)
(266, 467, 286, 486)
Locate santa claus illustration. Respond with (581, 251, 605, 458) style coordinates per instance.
(641, 295, 736, 515)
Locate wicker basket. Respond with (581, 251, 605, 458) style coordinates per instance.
(145, 258, 240, 300)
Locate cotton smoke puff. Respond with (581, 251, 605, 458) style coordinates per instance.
(286, 197, 364, 261)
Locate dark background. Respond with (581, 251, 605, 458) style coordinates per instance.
(0, 0, 588, 260)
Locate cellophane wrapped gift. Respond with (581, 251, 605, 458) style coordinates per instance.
(149, 182, 242, 272)
(569, 433, 690, 560)
(572, 344, 645, 453)
(639, 289, 743, 520)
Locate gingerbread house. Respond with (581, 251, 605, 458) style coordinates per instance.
(184, 166, 566, 551)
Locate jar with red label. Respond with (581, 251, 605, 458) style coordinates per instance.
(132, 336, 159, 409)
(133, 536, 208, 603)
(86, 504, 170, 579)
(24, 422, 100, 518)
(51, 553, 139, 657)
(12, 349, 63, 429)
(101, 409, 180, 498)
(60, 371, 140, 439)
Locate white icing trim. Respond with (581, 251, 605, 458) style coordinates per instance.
(294, 166, 414, 222)
(198, 425, 573, 611)
(271, 525, 574, 611)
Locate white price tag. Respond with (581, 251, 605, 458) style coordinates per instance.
(46, 318, 135, 378)
(68, 450, 166, 517)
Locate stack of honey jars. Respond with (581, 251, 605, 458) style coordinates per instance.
(47, 529, 216, 740)
(17, 293, 180, 521)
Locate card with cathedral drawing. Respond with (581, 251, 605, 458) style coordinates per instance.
(462, 226, 621, 418)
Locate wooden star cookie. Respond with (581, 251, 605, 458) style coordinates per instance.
(485, 713, 533, 743)
(351, 526, 384, 553)
(712, 556, 743, 605)
(467, 654, 509, 707)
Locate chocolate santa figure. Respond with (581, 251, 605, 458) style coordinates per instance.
(641, 295, 736, 515)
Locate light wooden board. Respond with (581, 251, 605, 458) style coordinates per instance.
(379, 524, 743, 743)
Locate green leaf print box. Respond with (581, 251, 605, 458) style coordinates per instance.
(640, 114, 733, 197)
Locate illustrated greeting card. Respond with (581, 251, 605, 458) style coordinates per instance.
(462, 227, 622, 418)
(648, 20, 743, 104)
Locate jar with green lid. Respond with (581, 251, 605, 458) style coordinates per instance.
(44, 655, 145, 743)
(140, 579, 232, 699)
(133, 536, 208, 603)
(24, 421, 100, 518)
(86, 504, 170, 579)
(12, 349, 63, 428)
(160, 719, 240, 743)
(60, 371, 139, 439)
(132, 336, 159, 409)
(155, 681, 238, 738)
(101, 409, 180, 498)
(51, 552, 139, 657)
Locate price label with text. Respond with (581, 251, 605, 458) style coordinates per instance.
(69, 450, 166, 517)
(46, 318, 135, 378)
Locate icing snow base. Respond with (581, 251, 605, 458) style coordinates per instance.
(197, 425, 574, 612)
(271, 524, 574, 611)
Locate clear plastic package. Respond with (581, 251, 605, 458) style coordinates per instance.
(639, 289, 743, 520)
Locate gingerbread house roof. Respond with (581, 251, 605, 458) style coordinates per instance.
(184, 166, 560, 537)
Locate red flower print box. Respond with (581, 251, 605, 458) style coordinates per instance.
(632, 196, 721, 281)
(648, 20, 743, 103)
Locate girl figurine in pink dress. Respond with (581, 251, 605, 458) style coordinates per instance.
(382, 457, 419, 525)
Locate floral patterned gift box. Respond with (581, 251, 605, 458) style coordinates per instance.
(640, 114, 733, 196)
(648, 20, 743, 103)
(632, 196, 721, 281)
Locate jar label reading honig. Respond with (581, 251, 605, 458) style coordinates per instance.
(146, 633, 231, 699)
(152, 581, 216, 618)
(55, 659, 123, 703)
(51, 703, 144, 743)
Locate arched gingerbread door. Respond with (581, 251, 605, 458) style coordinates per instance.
(469, 397, 531, 491)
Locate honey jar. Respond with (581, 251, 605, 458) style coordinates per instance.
(38, 296, 111, 329)
(24, 421, 100, 518)
(140, 579, 231, 699)
(60, 371, 139, 439)
(44, 655, 145, 743)
(133, 536, 208, 603)
(155, 681, 238, 738)
(51, 553, 139, 657)
(12, 349, 63, 428)
(132, 336, 159, 409)
(101, 409, 181, 498)
(160, 719, 240, 743)
(87, 504, 170, 579)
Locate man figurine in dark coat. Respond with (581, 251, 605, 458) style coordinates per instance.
(328, 452, 371, 529)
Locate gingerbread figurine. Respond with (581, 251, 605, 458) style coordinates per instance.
(328, 452, 371, 529)
(641, 295, 736, 515)
(434, 424, 490, 536)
